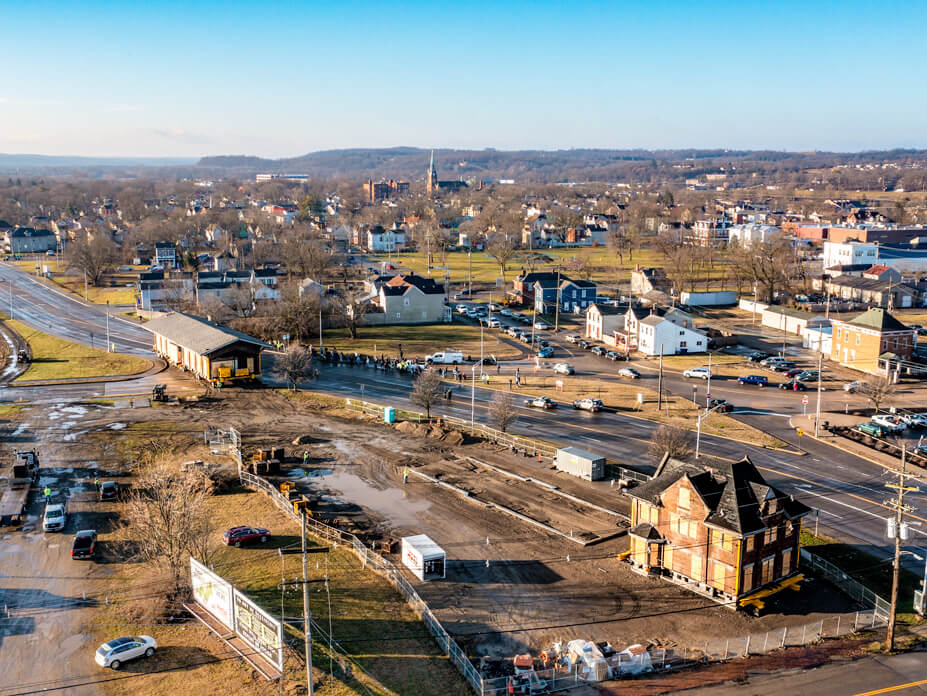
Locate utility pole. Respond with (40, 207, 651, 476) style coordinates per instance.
(657, 344, 664, 411)
(885, 445, 919, 652)
(105, 301, 111, 353)
(301, 511, 314, 696)
(814, 338, 824, 437)
(554, 267, 561, 332)
(318, 308, 323, 350)
(467, 250, 472, 297)
(470, 366, 476, 430)
(706, 352, 712, 407)
(7, 280, 12, 321)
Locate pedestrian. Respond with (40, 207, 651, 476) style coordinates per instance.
(398, 343, 404, 360)
(303, 451, 309, 466)
(497, 363, 501, 375)
(403, 468, 409, 484)
(44, 486, 51, 501)
(516, 374, 521, 387)
(509, 378, 513, 390)
(94, 476, 99, 489)
(216, 381, 223, 392)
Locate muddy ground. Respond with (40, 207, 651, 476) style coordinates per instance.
(15, 386, 855, 663)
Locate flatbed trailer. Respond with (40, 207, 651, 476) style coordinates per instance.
(0, 449, 39, 526)
(0, 485, 30, 525)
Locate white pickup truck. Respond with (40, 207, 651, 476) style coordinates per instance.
(425, 350, 464, 365)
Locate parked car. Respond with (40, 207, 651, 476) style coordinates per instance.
(518, 315, 533, 325)
(485, 318, 501, 329)
(533, 321, 549, 330)
(564, 334, 581, 344)
(760, 356, 787, 367)
(98, 481, 119, 501)
(738, 375, 768, 387)
(95, 635, 158, 670)
(488, 303, 502, 312)
(683, 367, 711, 380)
(797, 370, 819, 382)
(709, 398, 733, 413)
(857, 421, 889, 438)
(222, 526, 271, 547)
(500, 309, 514, 317)
(537, 346, 555, 358)
(778, 380, 808, 391)
(783, 368, 804, 378)
(43, 502, 67, 532)
(844, 381, 860, 393)
(71, 529, 97, 559)
(425, 350, 463, 365)
(520, 333, 534, 344)
(572, 398, 604, 412)
(606, 351, 625, 361)
(455, 304, 468, 313)
(747, 351, 768, 362)
(552, 363, 574, 375)
(769, 362, 796, 372)
(577, 340, 591, 350)
(591, 345, 607, 356)
(903, 413, 927, 429)
(618, 367, 640, 379)
(524, 396, 557, 409)
(871, 414, 906, 432)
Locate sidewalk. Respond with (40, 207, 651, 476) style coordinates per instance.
(788, 412, 911, 472)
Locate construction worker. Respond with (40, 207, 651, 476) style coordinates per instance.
(303, 451, 309, 466)
(44, 486, 51, 501)
(403, 468, 409, 484)
(94, 475, 99, 489)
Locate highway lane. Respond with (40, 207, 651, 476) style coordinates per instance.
(0, 263, 152, 356)
(303, 363, 927, 574)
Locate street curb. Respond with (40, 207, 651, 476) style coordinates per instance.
(789, 416, 908, 474)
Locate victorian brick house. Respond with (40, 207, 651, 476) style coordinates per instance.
(626, 454, 810, 606)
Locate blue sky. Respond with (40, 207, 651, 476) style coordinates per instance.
(1, 0, 925, 157)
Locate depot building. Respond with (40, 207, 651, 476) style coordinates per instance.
(144, 312, 272, 383)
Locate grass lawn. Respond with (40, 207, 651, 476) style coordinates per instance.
(51, 275, 138, 304)
(323, 323, 525, 360)
(91, 482, 470, 696)
(9, 319, 150, 381)
(470, 372, 785, 448)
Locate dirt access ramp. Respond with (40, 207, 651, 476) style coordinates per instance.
(412, 455, 627, 545)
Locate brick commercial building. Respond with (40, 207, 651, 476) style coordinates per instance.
(830, 307, 916, 375)
(363, 179, 410, 203)
(626, 454, 810, 607)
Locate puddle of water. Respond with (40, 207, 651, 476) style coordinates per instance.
(11, 424, 28, 436)
(307, 469, 431, 527)
(62, 430, 88, 442)
(306, 468, 334, 478)
(288, 468, 306, 478)
(38, 476, 59, 487)
(60, 406, 88, 416)
(108, 423, 127, 430)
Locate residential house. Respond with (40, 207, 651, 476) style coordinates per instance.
(205, 225, 227, 244)
(137, 271, 194, 311)
(547, 278, 597, 314)
(863, 264, 903, 284)
(6, 227, 57, 253)
(630, 266, 672, 304)
(362, 273, 449, 325)
(627, 454, 810, 605)
(585, 303, 625, 345)
(822, 276, 916, 309)
(761, 306, 829, 336)
(532, 275, 575, 314)
(727, 224, 779, 247)
(366, 225, 406, 253)
(155, 242, 177, 269)
(298, 278, 325, 299)
(513, 271, 561, 305)
(830, 308, 916, 375)
(616, 305, 695, 353)
(689, 219, 730, 246)
(637, 313, 707, 355)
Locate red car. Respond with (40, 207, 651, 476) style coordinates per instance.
(222, 526, 271, 547)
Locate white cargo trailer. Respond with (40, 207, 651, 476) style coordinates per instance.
(555, 447, 605, 481)
(401, 534, 446, 581)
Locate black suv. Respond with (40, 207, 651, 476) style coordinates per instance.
(99, 481, 119, 501)
(72, 530, 97, 559)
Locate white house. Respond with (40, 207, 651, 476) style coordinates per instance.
(585, 304, 625, 344)
(822, 241, 878, 271)
(761, 306, 829, 336)
(637, 315, 707, 356)
(727, 224, 779, 247)
(205, 225, 227, 244)
(367, 226, 406, 253)
(155, 242, 177, 269)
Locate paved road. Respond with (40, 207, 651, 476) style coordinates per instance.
(0, 263, 152, 356)
(681, 645, 927, 695)
(302, 362, 927, 575)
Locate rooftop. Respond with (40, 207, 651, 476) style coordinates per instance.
(143, 312, 272, 356)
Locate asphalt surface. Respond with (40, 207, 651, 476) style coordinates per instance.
(304, 361, 927, 575)
(0, 263, 153, 356)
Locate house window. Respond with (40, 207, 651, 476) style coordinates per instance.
(680, 341, 687, 348)
(678, 486, 690, 510)
(856, 333, 860, 345)
(782, 548, 793, 574)
(745, 535, 754, 553)
(712, 561, 727, 590)
(690, 554, 702, 581)
(715, 532, 734, 553)
(764, 527, 776, 546)
(743, 563, 754, 590)
(761, 556, 775, 584)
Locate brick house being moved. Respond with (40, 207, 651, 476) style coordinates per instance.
(626, 454, 811, 607)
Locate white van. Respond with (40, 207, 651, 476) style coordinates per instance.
(425, 350, 464, 365)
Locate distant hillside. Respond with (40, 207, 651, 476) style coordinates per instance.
(196, 147, 927, 184)
(0, 153, 196, 172)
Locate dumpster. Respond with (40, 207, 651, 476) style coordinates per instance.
(401, 534, 446, 581)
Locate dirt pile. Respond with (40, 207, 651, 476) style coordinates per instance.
(394, 420, 466, 445)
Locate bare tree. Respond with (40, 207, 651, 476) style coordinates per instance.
(488, 391, 518, 433)
(332, 286, 370, 340)
(275, 345, 317, 390)
(485, 228, 520, 290)
(410, 369, 445, 419)
(271, 283, 321, 343)
(648, 424, 695, 461)
(124, 464, 215, 593)
(66, 233, 117, 286)
(861, 376, 897, 413)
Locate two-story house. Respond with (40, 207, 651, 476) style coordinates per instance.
(616, 306, 695, 353)
(7, 227, 57, 253)
(637, 314, 708, 355)
(557, 279, 597, 313)
(513, 271, 561, 305)
(585, 303, 625, 344)
(627, 454, 810, 606)
(830, 307, 916, 375)
(154, 242, 177, 269)
(363, 273, 449, 325)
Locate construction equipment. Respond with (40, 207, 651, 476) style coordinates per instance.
(739, 573, 804, 615)
(293, 498, 312, 516)
(0, 450, 39, 526)
(152, 384, 168, 402)
(17, 349, 28, 363)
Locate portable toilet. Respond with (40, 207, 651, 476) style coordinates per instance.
(401, 534, 446, 581)
(384, 407, 396, 423)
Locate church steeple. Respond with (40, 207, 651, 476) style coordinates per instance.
(426, 149, 438, 197)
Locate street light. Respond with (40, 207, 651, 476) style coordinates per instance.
(695, 401, 727, 459)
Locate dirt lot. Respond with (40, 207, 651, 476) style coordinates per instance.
(0, 386, 866, 695)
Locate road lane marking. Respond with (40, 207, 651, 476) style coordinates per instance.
(851, 678, 927, 696)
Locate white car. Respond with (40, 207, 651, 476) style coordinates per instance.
(43, 502, 67, 532)
(903, 413, 927, 429)
(552, 362, 574, 375)
(500, 309, 514, 317)
(872, 414, 906, 432)
(455, 304, 468, 313)
(489, 303, 502, 312)
(485, 318, 501, 328)
(683, 367, 712, 380)
(95, 635, 158, 669)
(534, 321, 549, 330)
(843, 381, 860, 393)
(564, 334, 581, 344)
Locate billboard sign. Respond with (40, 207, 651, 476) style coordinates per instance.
(233, 589, 284, 670)
(190, 558, 234, 630)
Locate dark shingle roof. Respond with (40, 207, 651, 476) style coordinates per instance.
(627, 455, 810, 536)
(845, 308, 911, 333)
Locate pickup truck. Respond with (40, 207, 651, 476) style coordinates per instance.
(425, 350, 464, 365)
(572, 398, 603, 412)
(871, 414, 906, 432)
(737, 375, 768, 387)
